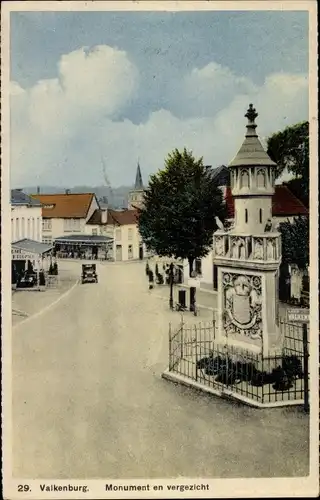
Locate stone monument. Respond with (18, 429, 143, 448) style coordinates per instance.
(213, 104, 282, 358)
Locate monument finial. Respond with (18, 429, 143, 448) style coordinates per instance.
(245, 103, 258, 123)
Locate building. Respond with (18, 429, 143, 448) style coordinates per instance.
(31, 192, 99, 245)
(128, 162, 145, 210)
(12, 238, 53, 284)
(86, 207, 146, 261)
(11, 189, 42, 243)
(213, 103, 282, 357)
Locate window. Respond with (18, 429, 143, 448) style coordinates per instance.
(92, 228, 98, 236)
(128, 228, 133, 240)
(64, 218, 80, 232)
(11, 218, 14, 241)
(241, 169, 249, 188)
(42, 237, 52, 244)
(128, 244, 133, 259)
(257, 169, 266, 188)
(116, 228, 121, 241)
(259, 208, 262, 224)
(16, 218, 20, 240)
(43, 219, 52, 231)
(21, 218, 25, 238)
(37, 218, 40, 241)
(245, 209, 248, 223)
(31, 217, 35, 239)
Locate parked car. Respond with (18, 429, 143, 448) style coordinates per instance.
(81, 264, 98, 284)
(17, 271, 38, 288)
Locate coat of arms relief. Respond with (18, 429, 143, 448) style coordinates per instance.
(222, 272, 263, 340)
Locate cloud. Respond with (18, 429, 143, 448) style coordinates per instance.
(10, 45, 308, 188)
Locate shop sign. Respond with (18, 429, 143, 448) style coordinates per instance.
(11, 248, 36, 261)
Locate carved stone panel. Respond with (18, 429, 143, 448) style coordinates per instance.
(222, 272, 263, 340)
(253, 238, 263, 260)
(215, 236, 224, 256)
(266, 238, 275, 260)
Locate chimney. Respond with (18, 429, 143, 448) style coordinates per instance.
(65, 189, 71, 195)
(37, 186, 40, 194)
(101, 209, 108, 224)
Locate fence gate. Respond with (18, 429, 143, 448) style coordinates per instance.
(168, 323, 183, 371)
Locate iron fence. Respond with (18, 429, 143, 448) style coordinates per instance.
(168, 318, 309, 407)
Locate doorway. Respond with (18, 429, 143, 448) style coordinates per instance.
(116, 245, 122, 261)
(139, 244, 144, 260)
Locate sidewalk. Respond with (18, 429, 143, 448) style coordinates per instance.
(151, 281, 294, 321)
(12, 268, 78, 327)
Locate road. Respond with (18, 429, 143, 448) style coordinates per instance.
(12, 260, 309, 479)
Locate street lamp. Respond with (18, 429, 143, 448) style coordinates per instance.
(169, 262, 174, 310)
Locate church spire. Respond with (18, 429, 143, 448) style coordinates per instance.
(134, 161, 144, 190)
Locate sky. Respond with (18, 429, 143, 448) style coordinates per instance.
(10, 9, 309, 188)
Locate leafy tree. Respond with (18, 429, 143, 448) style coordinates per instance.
(279, 216, 309, 270)
(138, 148, 226, 276)
(267, 121, 309, 207)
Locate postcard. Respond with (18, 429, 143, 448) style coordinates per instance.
(1, 1, 319, 498)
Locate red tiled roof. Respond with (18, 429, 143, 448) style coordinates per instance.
(87, 208, 139, 226)
(225, 185, 308, 218)
(31, 193, 96, 219)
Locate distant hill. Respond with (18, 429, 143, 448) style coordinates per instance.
(22, 185, 133, 209)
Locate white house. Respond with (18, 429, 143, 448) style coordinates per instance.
(11, 189, 42, 242)
(86, 207, 148, 261)
(31, 191, 99, 245)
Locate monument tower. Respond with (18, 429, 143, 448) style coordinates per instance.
(128, 161, 145, 210)
(213, 104, 282, 357)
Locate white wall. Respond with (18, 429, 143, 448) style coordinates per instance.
(85, 196, 100, 222)
(11, 205, 42, 243)
(114, 223, 142, 261)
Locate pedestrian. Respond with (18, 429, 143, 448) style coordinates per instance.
(148, 270, 154, 290)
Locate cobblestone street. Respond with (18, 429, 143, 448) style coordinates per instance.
(12, 260, 309, 479)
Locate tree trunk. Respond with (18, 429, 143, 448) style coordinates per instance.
(188, 257, 194, 278)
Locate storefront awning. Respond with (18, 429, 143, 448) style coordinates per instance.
(12, 238, 53, 260)
(54, 235, 113, 246)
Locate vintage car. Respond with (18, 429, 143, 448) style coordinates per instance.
(81, 263, 98, 284)
(17, 271, 38, 288)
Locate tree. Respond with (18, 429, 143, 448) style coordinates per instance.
(279, 216, 309, 270)
(138, 148, 226, 276)
(267, 121, 309, 207)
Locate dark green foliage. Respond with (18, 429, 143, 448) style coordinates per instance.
(196, 354, 303, 392)
(279, 216, 309, 270)
(267, 121, 309, 207)
(138, 148, 226, 273)
(145, 261, 150, 276)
